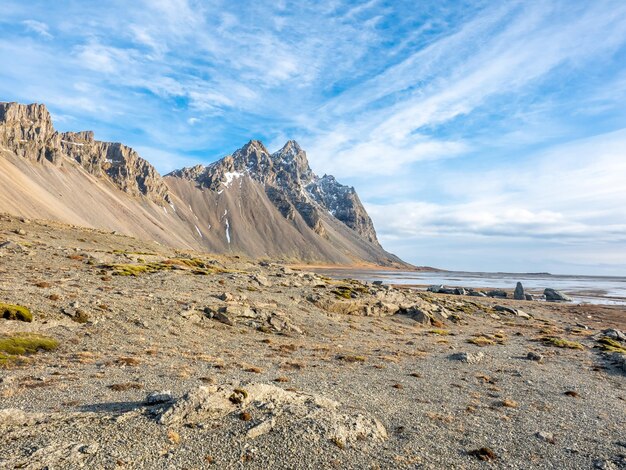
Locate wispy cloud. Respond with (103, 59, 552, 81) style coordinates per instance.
(22, 19, 52, 39)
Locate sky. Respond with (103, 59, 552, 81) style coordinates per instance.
(1, 0, 626, 275)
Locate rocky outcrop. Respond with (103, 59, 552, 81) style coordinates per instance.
(0, 102, 62, 164)
(60, 131, 169, 204)
(168, 140, 380, 244)
(0, 102, 169, 204)
(157, 382, 388, 447)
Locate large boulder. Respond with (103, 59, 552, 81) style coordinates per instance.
(544, 288, 572, 302)
(514, 282, 525, 300)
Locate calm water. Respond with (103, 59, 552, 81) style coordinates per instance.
(311, 269, 626, 306)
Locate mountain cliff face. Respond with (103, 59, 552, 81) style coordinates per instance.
(0, 102, 169, 204)
(0, 101, 406, 266)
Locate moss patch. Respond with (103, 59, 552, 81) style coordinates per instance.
(429, 329, 450, 336)
(467, 336, 496, 347)
(0, 303, 32, 322)
(0, 333, 58, 366)
(331, 284, 368, 299)
(595, 337, 626, 354)
(542, 336, 584, 350)
(102, 258, 234, 276)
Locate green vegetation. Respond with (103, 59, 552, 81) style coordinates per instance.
(0, 333, 58, 366)
(429, 329, 450, 336)
(336, 354, 367, 362)
(542, 336, 584, 350)
(101, 258, 234, 276)
(467, 336, 496, 347)
(596, 337, 626, 354)
(331, 284, 368, 299)
(0, 302, 32, 322)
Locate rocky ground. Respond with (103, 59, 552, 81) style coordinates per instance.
(0, 213, 624, 469)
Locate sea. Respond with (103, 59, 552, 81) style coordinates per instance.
(310, 269, 626, 306)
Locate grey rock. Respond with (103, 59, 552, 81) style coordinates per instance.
(0, 240, 25, 252)
(536, 431, 556, 444)
(494, 305, 531, 319)
(213, 311, 234, 326)
(218, 292, 234, 302)
(427, 285, 444, 293)
(525, 293, 534, 301)
(468, 290, 487, 297)
(405, 308, 431, 326)
(544, 288, 572, 302)
(145, 391, 174, 405)
(454, 287, 467, 295)
(527, 351, 544, 362)
(602, 328, 626, 342)
(594, 460, 617, 470)
(487, 290, 507, 298)
(253, 275, 271, 287)
(373, 280, 383, 286)
(494, 305, 517, 315)
(451, 351, 484, 364)
(514, 282, 525, 300)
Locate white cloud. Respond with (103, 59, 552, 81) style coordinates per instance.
(22, 20, 52, 39)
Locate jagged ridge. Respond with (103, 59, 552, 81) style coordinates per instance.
(167, 140, 380, 245)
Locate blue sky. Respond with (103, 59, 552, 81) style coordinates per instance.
(2, 0, 626, 275)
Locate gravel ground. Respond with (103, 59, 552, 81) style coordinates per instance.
(0, 214, 624, 469)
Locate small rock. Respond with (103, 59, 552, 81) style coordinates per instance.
(246, 418, 275, 439)
(487, 290, 507, 298)
(405, 308, 431, 326)
(373, 280, 383, 286)
(219, 292, 234, 302)
(253, 275, 271, 287)
(594, 460, 617, 470)
(0, 241, 25, 252)
(536, 431, 556, 444)
(494, 305, 517, 315)
(451, 352, 484, 364)
(468, 290, 487, 297)
(468, 447, 497, 462)
(213, 312, 233, 326)
(514, 282, 525, 300)
(13, 229, 26, 235)
(145, 391, 174, 405)
(602, 329, 626, 342)
(525, 294, 534, 301)
(527, 351, 544, 362)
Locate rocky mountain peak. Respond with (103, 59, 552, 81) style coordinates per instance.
(167, 139, 380, 244)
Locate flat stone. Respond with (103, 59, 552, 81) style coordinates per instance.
(451, 351, 484, 364)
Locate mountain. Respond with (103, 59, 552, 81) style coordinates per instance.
(0, 101, 407, 266)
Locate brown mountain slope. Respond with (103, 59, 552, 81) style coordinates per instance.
(0, 101, 408, 266)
